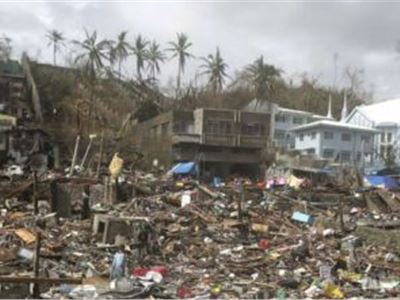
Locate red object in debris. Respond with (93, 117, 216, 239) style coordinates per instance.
(256, 180, 266, 189)
(258, 239, 270, 250)
(132, 267, 148, 277)
(151, 266, 168, 277)
(131, 266, 168, 278)
(177, 285, 193, 299)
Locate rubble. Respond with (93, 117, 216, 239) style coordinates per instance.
(0, 166, 400, 299)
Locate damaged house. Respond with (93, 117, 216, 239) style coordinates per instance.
(132, 108, 272, 178)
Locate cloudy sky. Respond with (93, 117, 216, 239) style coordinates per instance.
(1, 1, 400, 101)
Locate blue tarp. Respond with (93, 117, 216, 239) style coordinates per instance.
(291, 211, 314, 224)
(169, 162, 198, 176)
(364, 175, 399, 189)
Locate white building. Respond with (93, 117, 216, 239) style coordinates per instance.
(346, 98, 400, 165)
(291, 120, 377, 165)
(243, 99, 332, 149)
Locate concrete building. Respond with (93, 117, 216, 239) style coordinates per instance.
(291, 120, 377, 165)
(346, 98, 400, 165)
(0, 59, 27, 119)
(243, 98, 332, 150)
(132, 108, 272, 178)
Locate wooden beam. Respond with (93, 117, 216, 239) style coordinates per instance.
(0, 276, 82, 285)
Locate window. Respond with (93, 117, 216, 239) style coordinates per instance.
(306, 148, 315, 154)
(381, 133, 385, 143)
(274, 129, 285, 140)
(340, 151, 351, 162)
(293, 117, 303, 125)
(205, 120, 219, 134)
(324, 131, 334, 139)
(387, 132, 393, 143)
(0, 133, 6, 151)
(173, 121, 189, 133)
(299, 133, 304, 141)
(242, 122, 264, 136)
(275, 115, 286, 123)
(361, 135, 370, 144)
(356, 152, 362, 162)
(323, 149, 335, 158)
(150, 126, 157, 138)
(387, 145, 394, 158)
(161, 122, 169, 135)
(311, 132, 316, 140)
(341, 133, 351, 141)
(380, 145, 386, 157)
(206, 120, 234, 135)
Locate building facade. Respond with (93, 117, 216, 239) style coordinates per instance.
(132, 108, 272, 178)
(243, 99, 332, 150)
(291, 120, 377, 165)
(346, 98, 400, 165)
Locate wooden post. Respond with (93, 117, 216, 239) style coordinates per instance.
(32, 231, 41, 298)
(69, 135, 80, 177)
(80, 137, 94, 170)
(33, 171, 38, 215)
(339, 197, 345, 232)
(238, 185, 243, 222)
(114, 177, 119, 203)
(96, 131, 104, 179)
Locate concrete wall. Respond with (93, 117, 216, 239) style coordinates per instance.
(132, 108, 272, 172)
(294, 126, 375, 164)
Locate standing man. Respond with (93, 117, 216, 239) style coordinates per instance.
(81, 185, 91, 220)
(110, 245, 126, 280)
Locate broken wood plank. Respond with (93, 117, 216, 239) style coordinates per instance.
(0, 276, 82, 285)
(14, 229, 36, 244)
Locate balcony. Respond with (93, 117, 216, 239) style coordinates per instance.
(171, 133, 200, 144)
(237, 135, 267, 148)
(201, 134, 236, 146)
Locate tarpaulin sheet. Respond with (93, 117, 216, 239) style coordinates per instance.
(169, 162, 198, 176)
(364, 175, 399, 189)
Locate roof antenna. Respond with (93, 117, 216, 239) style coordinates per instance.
(341, 91, 348, 122)
(327, 94, 333, 119)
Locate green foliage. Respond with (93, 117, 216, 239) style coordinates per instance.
(241, 55, 282, 101)
(131, 34, 149, 80)
(46, 29, 65, 65)
(200, 47, 229, 94)
(30, 63, 77, 119)
(145, 41, 165, 82)
(73, 29, 109, 81)
(167, 32, 193, 93)
(0, 34, 12, 61)
(134, 99, 160, 122)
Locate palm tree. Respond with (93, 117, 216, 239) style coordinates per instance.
(200, 47, 228, 94)
(146, 41, 165, 82)
(131, 34, 148, 80)
(73, 29, 109, 82)
(73, 29, 109, 130)
(0, 35, 12, 61)
(167, 32, 193, 94)
(112, 31, 131, 79)
(243, 55, 281, 101)
(46, 29, 65, 65)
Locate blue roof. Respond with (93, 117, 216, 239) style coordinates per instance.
(169, 162, 198, 176)
(364, 175, 399, 189)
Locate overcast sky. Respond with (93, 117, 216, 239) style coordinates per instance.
(1, 1, 400, 101)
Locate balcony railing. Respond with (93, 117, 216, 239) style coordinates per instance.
(201, 134, 236, 146)
(237, 135, 267, 148)
(171, 133, 200, 144)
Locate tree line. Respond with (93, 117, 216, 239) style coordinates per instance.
(1, 29, 371, 118)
